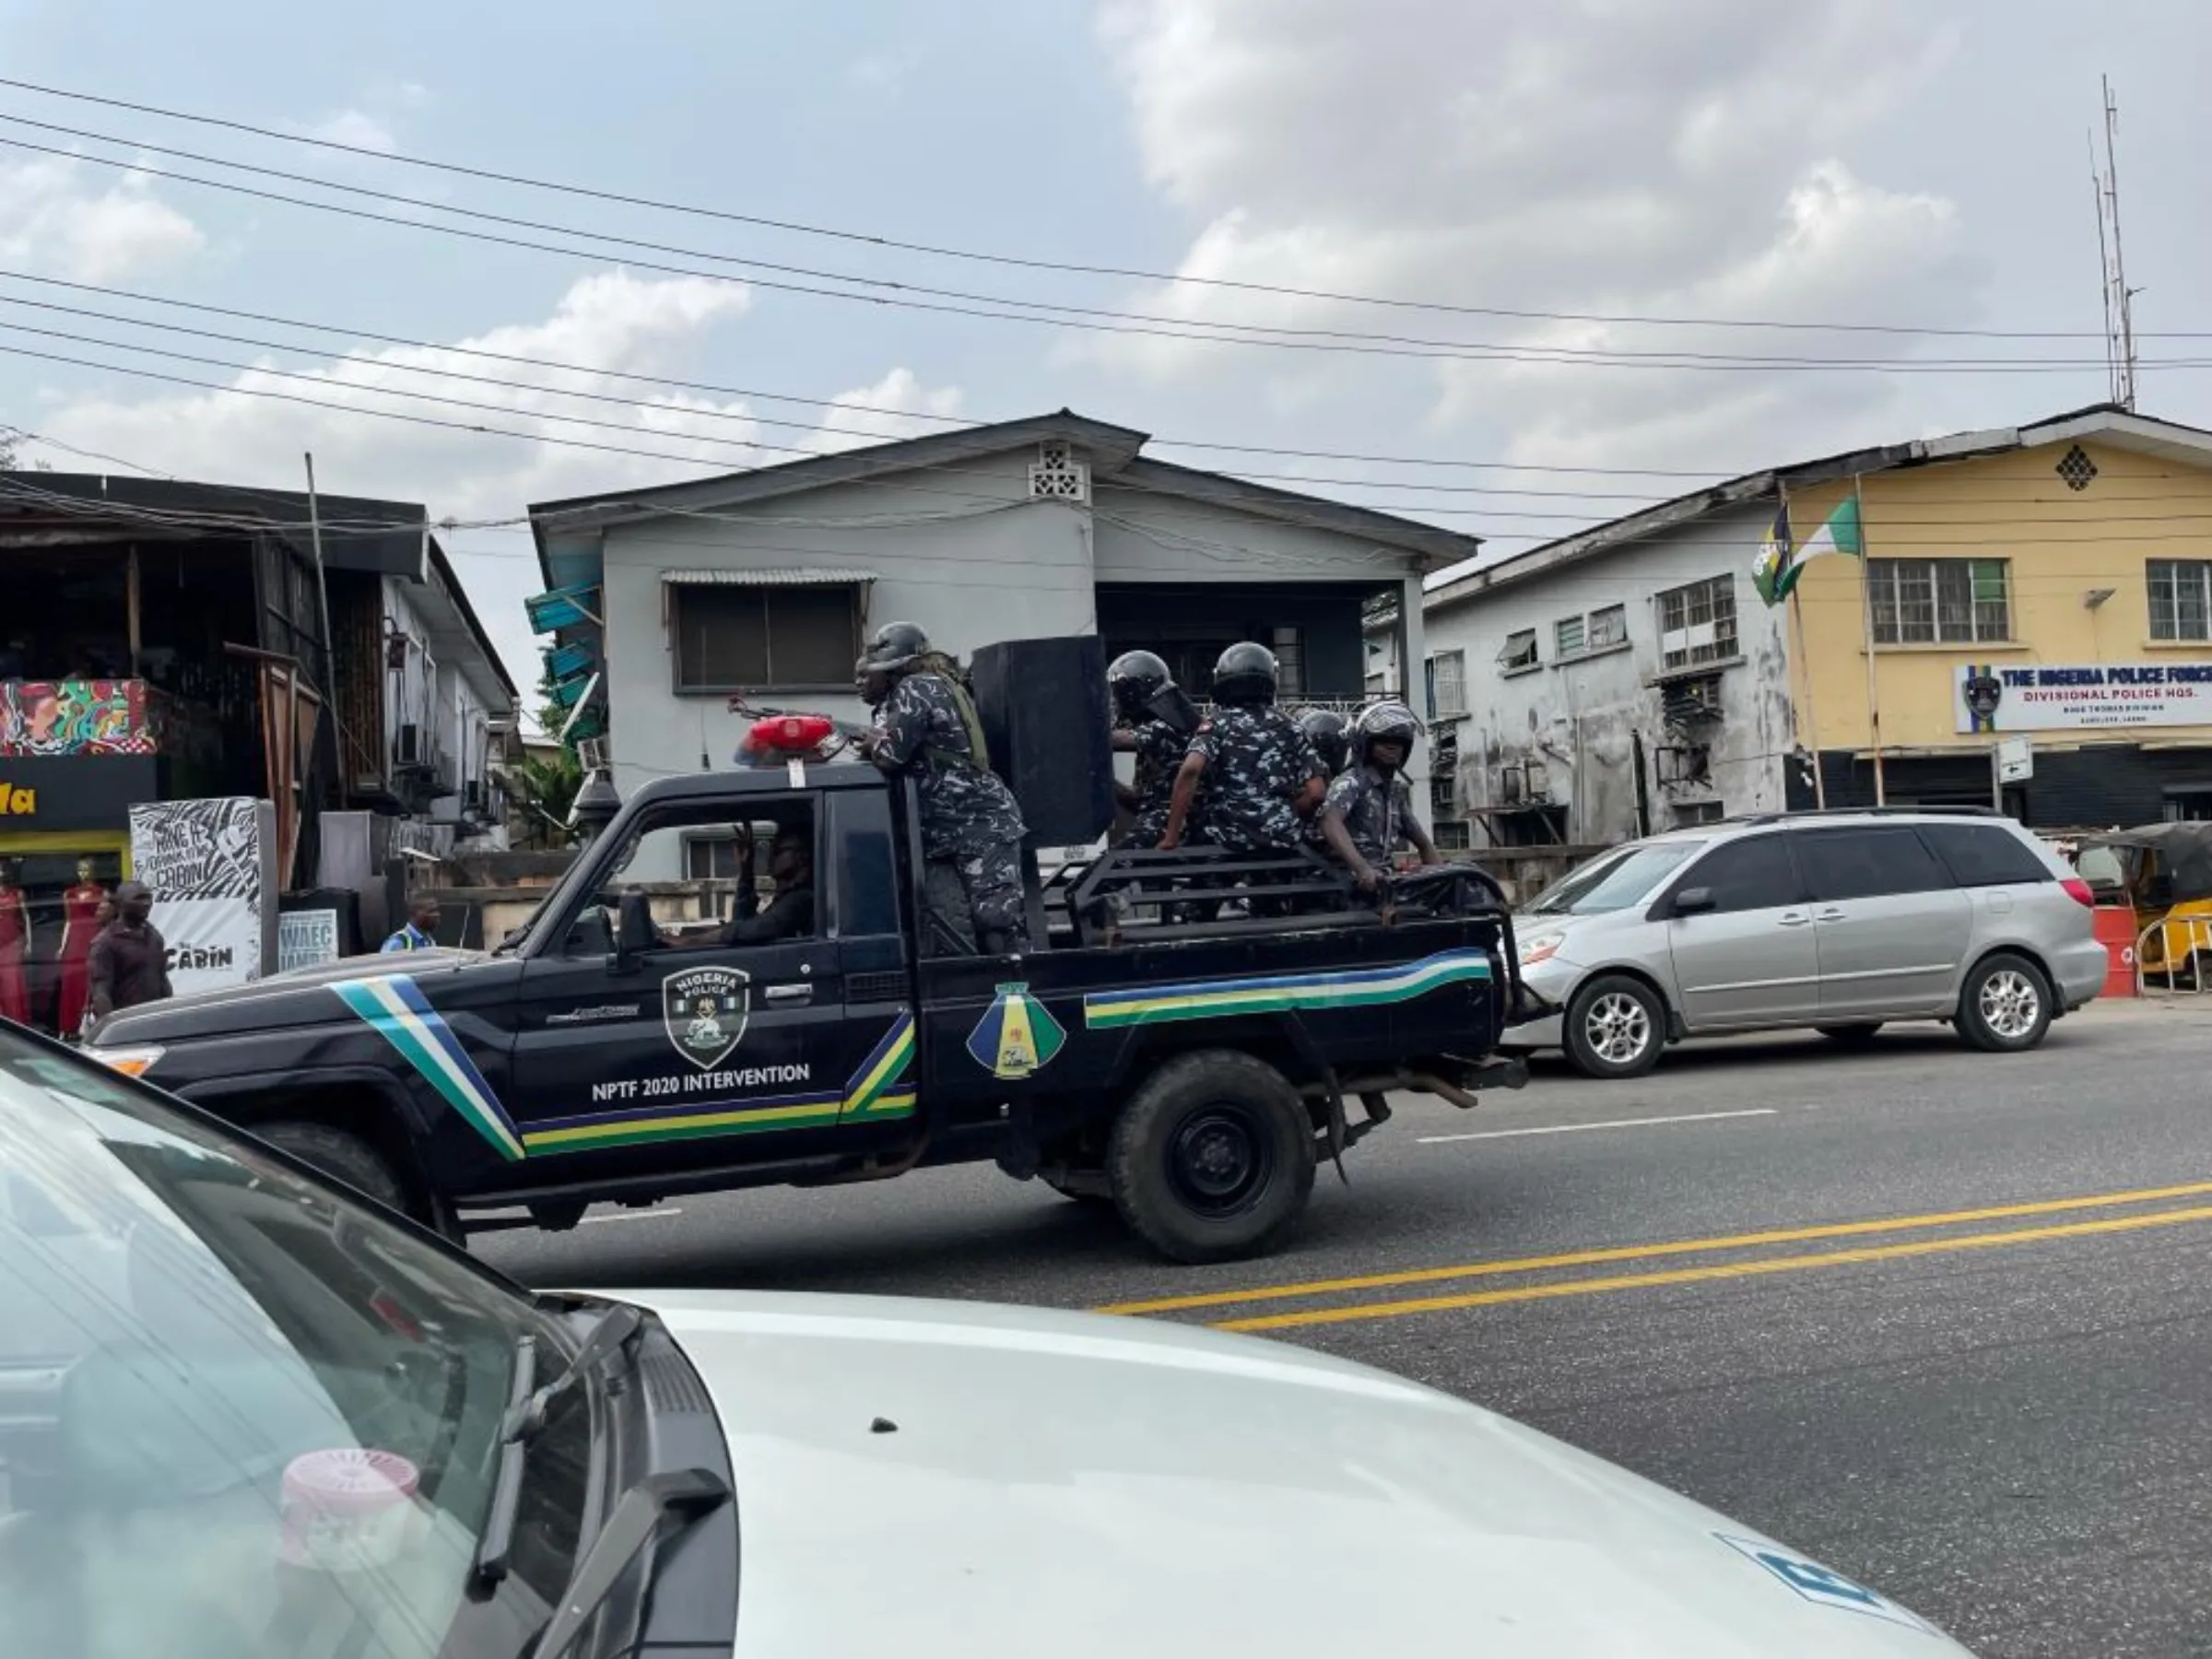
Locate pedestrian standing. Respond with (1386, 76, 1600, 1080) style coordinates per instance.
(87, 881, 172, 1026)
(381, 894, 442, 953)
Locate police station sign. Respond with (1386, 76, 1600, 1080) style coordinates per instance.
(1955, 661, 2212, 734)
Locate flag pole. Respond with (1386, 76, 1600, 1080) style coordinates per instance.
(1790, 582, 1826, 808)
(1855, 475, 1887, 806)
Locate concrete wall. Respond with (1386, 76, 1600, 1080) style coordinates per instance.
(1423, 499, 1794, 844)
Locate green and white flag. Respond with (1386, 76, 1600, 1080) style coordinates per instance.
(1756, 494, 1864, 606)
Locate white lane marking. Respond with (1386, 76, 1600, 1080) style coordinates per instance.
(1419, 1108, 1778, 1145)
(581, 1207, 687, 1225)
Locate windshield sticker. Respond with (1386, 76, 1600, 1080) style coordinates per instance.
(662, 967, 750, 1070)
(966, 982, 1065, 1080)
(1712, 1535, 1936, 1635)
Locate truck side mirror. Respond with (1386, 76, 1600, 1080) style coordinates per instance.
(1671, 887, 1716, 916)
(612, 891, 658, 967)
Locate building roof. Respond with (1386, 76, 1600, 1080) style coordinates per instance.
(1424, 402, 2212, 614)
(527, 407, 1484, 581)
(0, 468, 517, 709)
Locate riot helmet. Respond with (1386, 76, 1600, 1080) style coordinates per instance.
(1208, 641, 1279, 707)
(1352, 699, 1423, 771)
(1108, 650, 1173, 721)
(1295, 707, 1351, 775)
(855, 620, 930, 704)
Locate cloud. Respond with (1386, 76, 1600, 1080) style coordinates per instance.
(846, 54, 909, 96)
(32, 270, 959, 695)
(306, 109, 401, 154)
(0, 156, 205, 282)
(1088, 0, 1979, 476)
(806, 368, 965, 453)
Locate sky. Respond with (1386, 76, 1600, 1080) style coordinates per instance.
(1, 0, 2207, 707)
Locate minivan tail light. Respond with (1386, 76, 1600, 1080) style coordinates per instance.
(2061, 877, 2096, 908)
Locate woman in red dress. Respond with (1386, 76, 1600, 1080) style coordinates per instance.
(0, 863, 29, 1027)
(58, 858, 107, 1037)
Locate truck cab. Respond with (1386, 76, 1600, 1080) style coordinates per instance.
(92, 757, 1524, 1264)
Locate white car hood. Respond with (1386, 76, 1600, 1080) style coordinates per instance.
(608, 1288, 1966, 1658)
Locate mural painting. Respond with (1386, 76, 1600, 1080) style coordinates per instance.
(0, 679, 155, 756)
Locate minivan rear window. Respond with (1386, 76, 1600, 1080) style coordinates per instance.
(1917, 822, 2053, 888)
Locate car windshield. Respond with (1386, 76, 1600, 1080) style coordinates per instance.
(1526, 841, 1708, 915)
(0, 1033, 589, 1659)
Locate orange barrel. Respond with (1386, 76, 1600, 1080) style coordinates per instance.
(2092, 905, 2139, 998)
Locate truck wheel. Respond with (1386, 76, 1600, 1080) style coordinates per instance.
(1107, 1050, 1317, 1265)
(256, 1122, 410, 1216)
(1956, 953, 2053, 1053)
(1563, 975, 1665, 1079)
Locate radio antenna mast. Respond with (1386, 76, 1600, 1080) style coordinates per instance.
(2092, 74, 2138, 410)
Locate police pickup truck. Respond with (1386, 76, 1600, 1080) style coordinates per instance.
(88, 718, 1524, 1265)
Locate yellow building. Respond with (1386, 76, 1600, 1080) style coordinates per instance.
(1783, 406, 2212, 825)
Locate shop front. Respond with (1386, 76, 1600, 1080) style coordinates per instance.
(0, 751, 155, 1037)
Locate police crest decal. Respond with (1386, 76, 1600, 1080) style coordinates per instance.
(965, 982, 1066, 1080)
(661, 966, 751, 1069)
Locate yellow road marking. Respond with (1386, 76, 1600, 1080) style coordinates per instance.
(1098, 1176, 2212, 1317)
(1215, 1203, 2212, 1333)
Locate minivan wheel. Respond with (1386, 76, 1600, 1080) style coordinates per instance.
(1957, 953, 2053, 1053)
(1816, 1023, 1884, 1046)
(1564, 975, 1665, 1079)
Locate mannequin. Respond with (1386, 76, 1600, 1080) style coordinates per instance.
(58, 856, 108, 1037)
(0, 860, 27, 1026)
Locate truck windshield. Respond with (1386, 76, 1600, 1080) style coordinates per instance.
(0, 1034, 590, 1659)
(1526, 841, 1707, 915)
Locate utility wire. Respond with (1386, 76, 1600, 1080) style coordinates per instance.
(0, 120, 2193, 374)
(0, 73, 2188, 345)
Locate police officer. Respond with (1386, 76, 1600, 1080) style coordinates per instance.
(1319, 699, 1442, 894)
(1159, 642, 1324, 854)
(854, 621, 1031, 953)
(1108, 649, 1203, 850)
(1294, 707, 1352, 779)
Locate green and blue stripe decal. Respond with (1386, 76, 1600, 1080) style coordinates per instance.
(330, 974, 526, 1162)
(330, 978, 917, 1159)
(1082, 949, 1493, 1030)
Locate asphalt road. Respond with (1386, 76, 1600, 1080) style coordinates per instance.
(482, 998, 2212, 1657)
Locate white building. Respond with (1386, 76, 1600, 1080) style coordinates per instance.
(528, 412, 1479, 876)
(1420, 486, 1799, 848)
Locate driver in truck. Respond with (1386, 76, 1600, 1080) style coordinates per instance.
(661, 823, 816, 948)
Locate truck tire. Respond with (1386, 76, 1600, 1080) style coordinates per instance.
(1563, 974, 1665, 1079)
(1107, 1050, 1317, 1265)
(256, 1122, 411, 1217)
(1956, 952, 2053, 1053)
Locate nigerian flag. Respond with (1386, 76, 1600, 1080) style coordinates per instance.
(1753, 494, 1863, 606)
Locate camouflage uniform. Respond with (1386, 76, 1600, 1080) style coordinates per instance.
(1325, 764, 1417, 867)
(1185, 706, 1324, 853)
(1123, 717, 1202, 848)
(868, 670, 1030, 948)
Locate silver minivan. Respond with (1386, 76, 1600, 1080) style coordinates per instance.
(1506, 808, 2109, 1078)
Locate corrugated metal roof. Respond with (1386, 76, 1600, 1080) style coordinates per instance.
(659, 567, 878, 585)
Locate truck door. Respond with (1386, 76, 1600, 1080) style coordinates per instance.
(506, 791, 851, 1170)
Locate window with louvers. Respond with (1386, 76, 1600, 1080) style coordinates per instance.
(2148, 559, 2212, 642)
(1867, 559, 2010, 645)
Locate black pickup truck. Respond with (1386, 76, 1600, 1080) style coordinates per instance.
(86, 759, 1525, 1263)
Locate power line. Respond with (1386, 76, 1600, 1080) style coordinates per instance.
(0, 118, 2195, 375)
(0, 73, 2182, 345)
(0, 269, 1770, 479)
